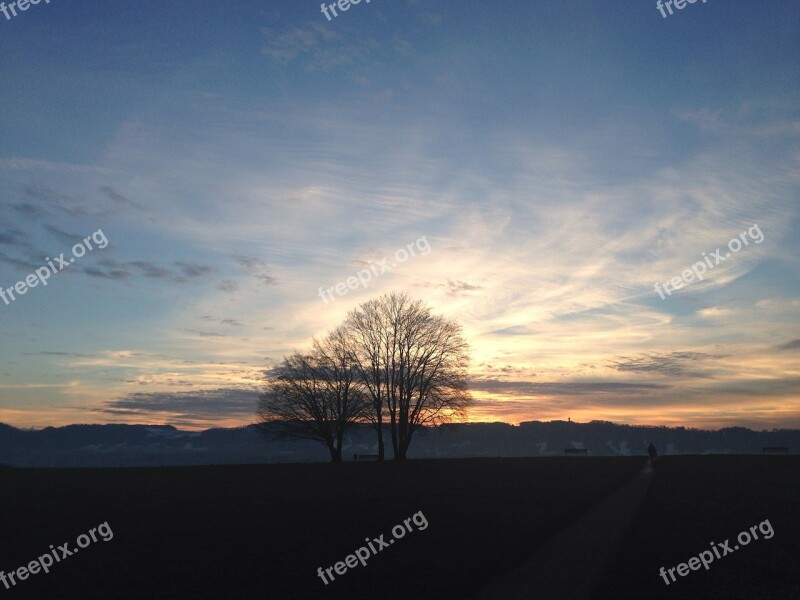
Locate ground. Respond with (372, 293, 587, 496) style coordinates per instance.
(0, 456, 796, 599)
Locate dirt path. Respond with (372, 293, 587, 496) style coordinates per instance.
(471, 461, 655, 600)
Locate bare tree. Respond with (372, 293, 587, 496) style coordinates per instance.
(257, 327, 369, 463)
(346, 292, 471, 460)
(344, 297, 391, 460)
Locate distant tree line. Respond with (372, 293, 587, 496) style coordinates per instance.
(257, 292, 471, 462)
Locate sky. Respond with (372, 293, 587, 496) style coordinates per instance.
(0, 0, 798, 431)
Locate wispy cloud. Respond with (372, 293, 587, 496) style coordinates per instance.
(232, 256, 277, 286)
(609, 352, 725, 377)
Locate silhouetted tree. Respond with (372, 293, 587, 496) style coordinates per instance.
(346, 292, 471, 460)
(257, 327, 370, 462)
(344, 297, 390, 460)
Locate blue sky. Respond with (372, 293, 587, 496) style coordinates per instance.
(1, 0, 798, 429)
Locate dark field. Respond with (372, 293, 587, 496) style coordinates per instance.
(0, 457, 797, 599)
(594, 456, 800, 600)
(1, 458, 641, 599)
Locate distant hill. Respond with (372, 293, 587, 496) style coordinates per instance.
(0, 420, 797, 467)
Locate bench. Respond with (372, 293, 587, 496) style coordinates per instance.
(564, 448, 588, 456)
(353, 454, 379, 461)
(762, 446, 789, 455)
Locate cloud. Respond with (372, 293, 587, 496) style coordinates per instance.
(469, 379, 667, 396)
(261, 23, 338, 63)
(42, 224, 84, 245)
(445, 280, 483, 295)
(260, 22, 377, 71)
(0, 250, 36, 271)
(0, 157, 113, 174)
(98, 185, 146, 211)
(483, 325, 537, 336)
(417, 12, 442, 26)
(101, 388, 259, 423)
(174, 261, 212, 278)
(130, 261, 172, 279)
(199, 316, 245, 327)
(0, 229, 25, 245)
(11, 202, 48, 219)
(608, 352, 725, 377)
(412, 279, 485, 296)
(81, 259, 132, 281)
(676, 99, 800, 138)
(179, 329, 228, 338)
(232, 255, 277, 286)
(776, 339, 800, 351)
(20, 351, 89, 357)
(85, 259, 212, 283)
(22, 183, 86, 218)
(5, 182, 147, 224)
(216, 280, 239, 292)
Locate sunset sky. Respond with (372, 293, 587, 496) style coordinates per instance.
(1, 0, 798, 430)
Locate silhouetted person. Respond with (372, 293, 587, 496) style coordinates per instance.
(648, 443, 658, 462)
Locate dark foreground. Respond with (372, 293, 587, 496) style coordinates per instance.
(0, 457, 797, 599)
(593, 456, 800, 600)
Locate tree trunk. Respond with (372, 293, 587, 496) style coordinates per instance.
(395, 441, 408, 460)
(376, 413, 385, 461)
(335, 429, 344, 462)
(328, 439, 342, 463)
(396, 427, 414, 460)
(389, 409, 399, 459)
